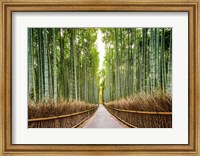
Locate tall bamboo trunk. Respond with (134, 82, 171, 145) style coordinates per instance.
(161, 28, 166, 91)
(150, 28, 155, 93)
(28, 28, 34, 101)
(120, 28, 123, 98)
(84, 53, 87, 102)
(126, 28, 130, 96)
(37, 29, 42, 101)
(43, 28, 49, 102)
(133, 28, 137, 93)
(69, 29, 74, 100)
(155, 28, 160, 89)
(115, 28, 119, 99)
(53, 28, 57, 103)
(144, 28, 149, 93)
(168, 29, 172, 93)
(72, 29, 78, 100)
(138, 43, 141, 92)
(47, 31, 53, 100)
(77, 49, 81, 100)
(142, 28, 146, 92)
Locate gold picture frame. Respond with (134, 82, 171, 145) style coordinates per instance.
(0, 0, 199, 155)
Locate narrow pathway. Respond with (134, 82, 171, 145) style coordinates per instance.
(82, 105, 125, 128)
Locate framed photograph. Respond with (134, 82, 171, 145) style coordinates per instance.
(0, 0, 199, 155)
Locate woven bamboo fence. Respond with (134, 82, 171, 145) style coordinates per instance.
(104, 104, 172, 128)
(28, 105, 98, 128)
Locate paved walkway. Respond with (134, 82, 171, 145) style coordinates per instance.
(82, 105, 124, 128)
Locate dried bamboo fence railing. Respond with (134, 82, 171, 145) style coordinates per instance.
(103, 104, 172, 128)
(28, 105, 98, 128)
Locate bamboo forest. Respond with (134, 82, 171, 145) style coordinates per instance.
(28, 28, 172, 128)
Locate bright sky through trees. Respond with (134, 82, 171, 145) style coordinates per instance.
(96, 29, 106, 71)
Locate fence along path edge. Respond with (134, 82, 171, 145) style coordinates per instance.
(104, 105, 138, 128)
(28, 105, 99, 122)
(104, 104, 172, 115)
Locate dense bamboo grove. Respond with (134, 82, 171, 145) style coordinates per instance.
(101, 28, 172, 102)
(28, 28, 99, 104)
(28, 28, 172, 104)
(28, 28, 172, 128)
